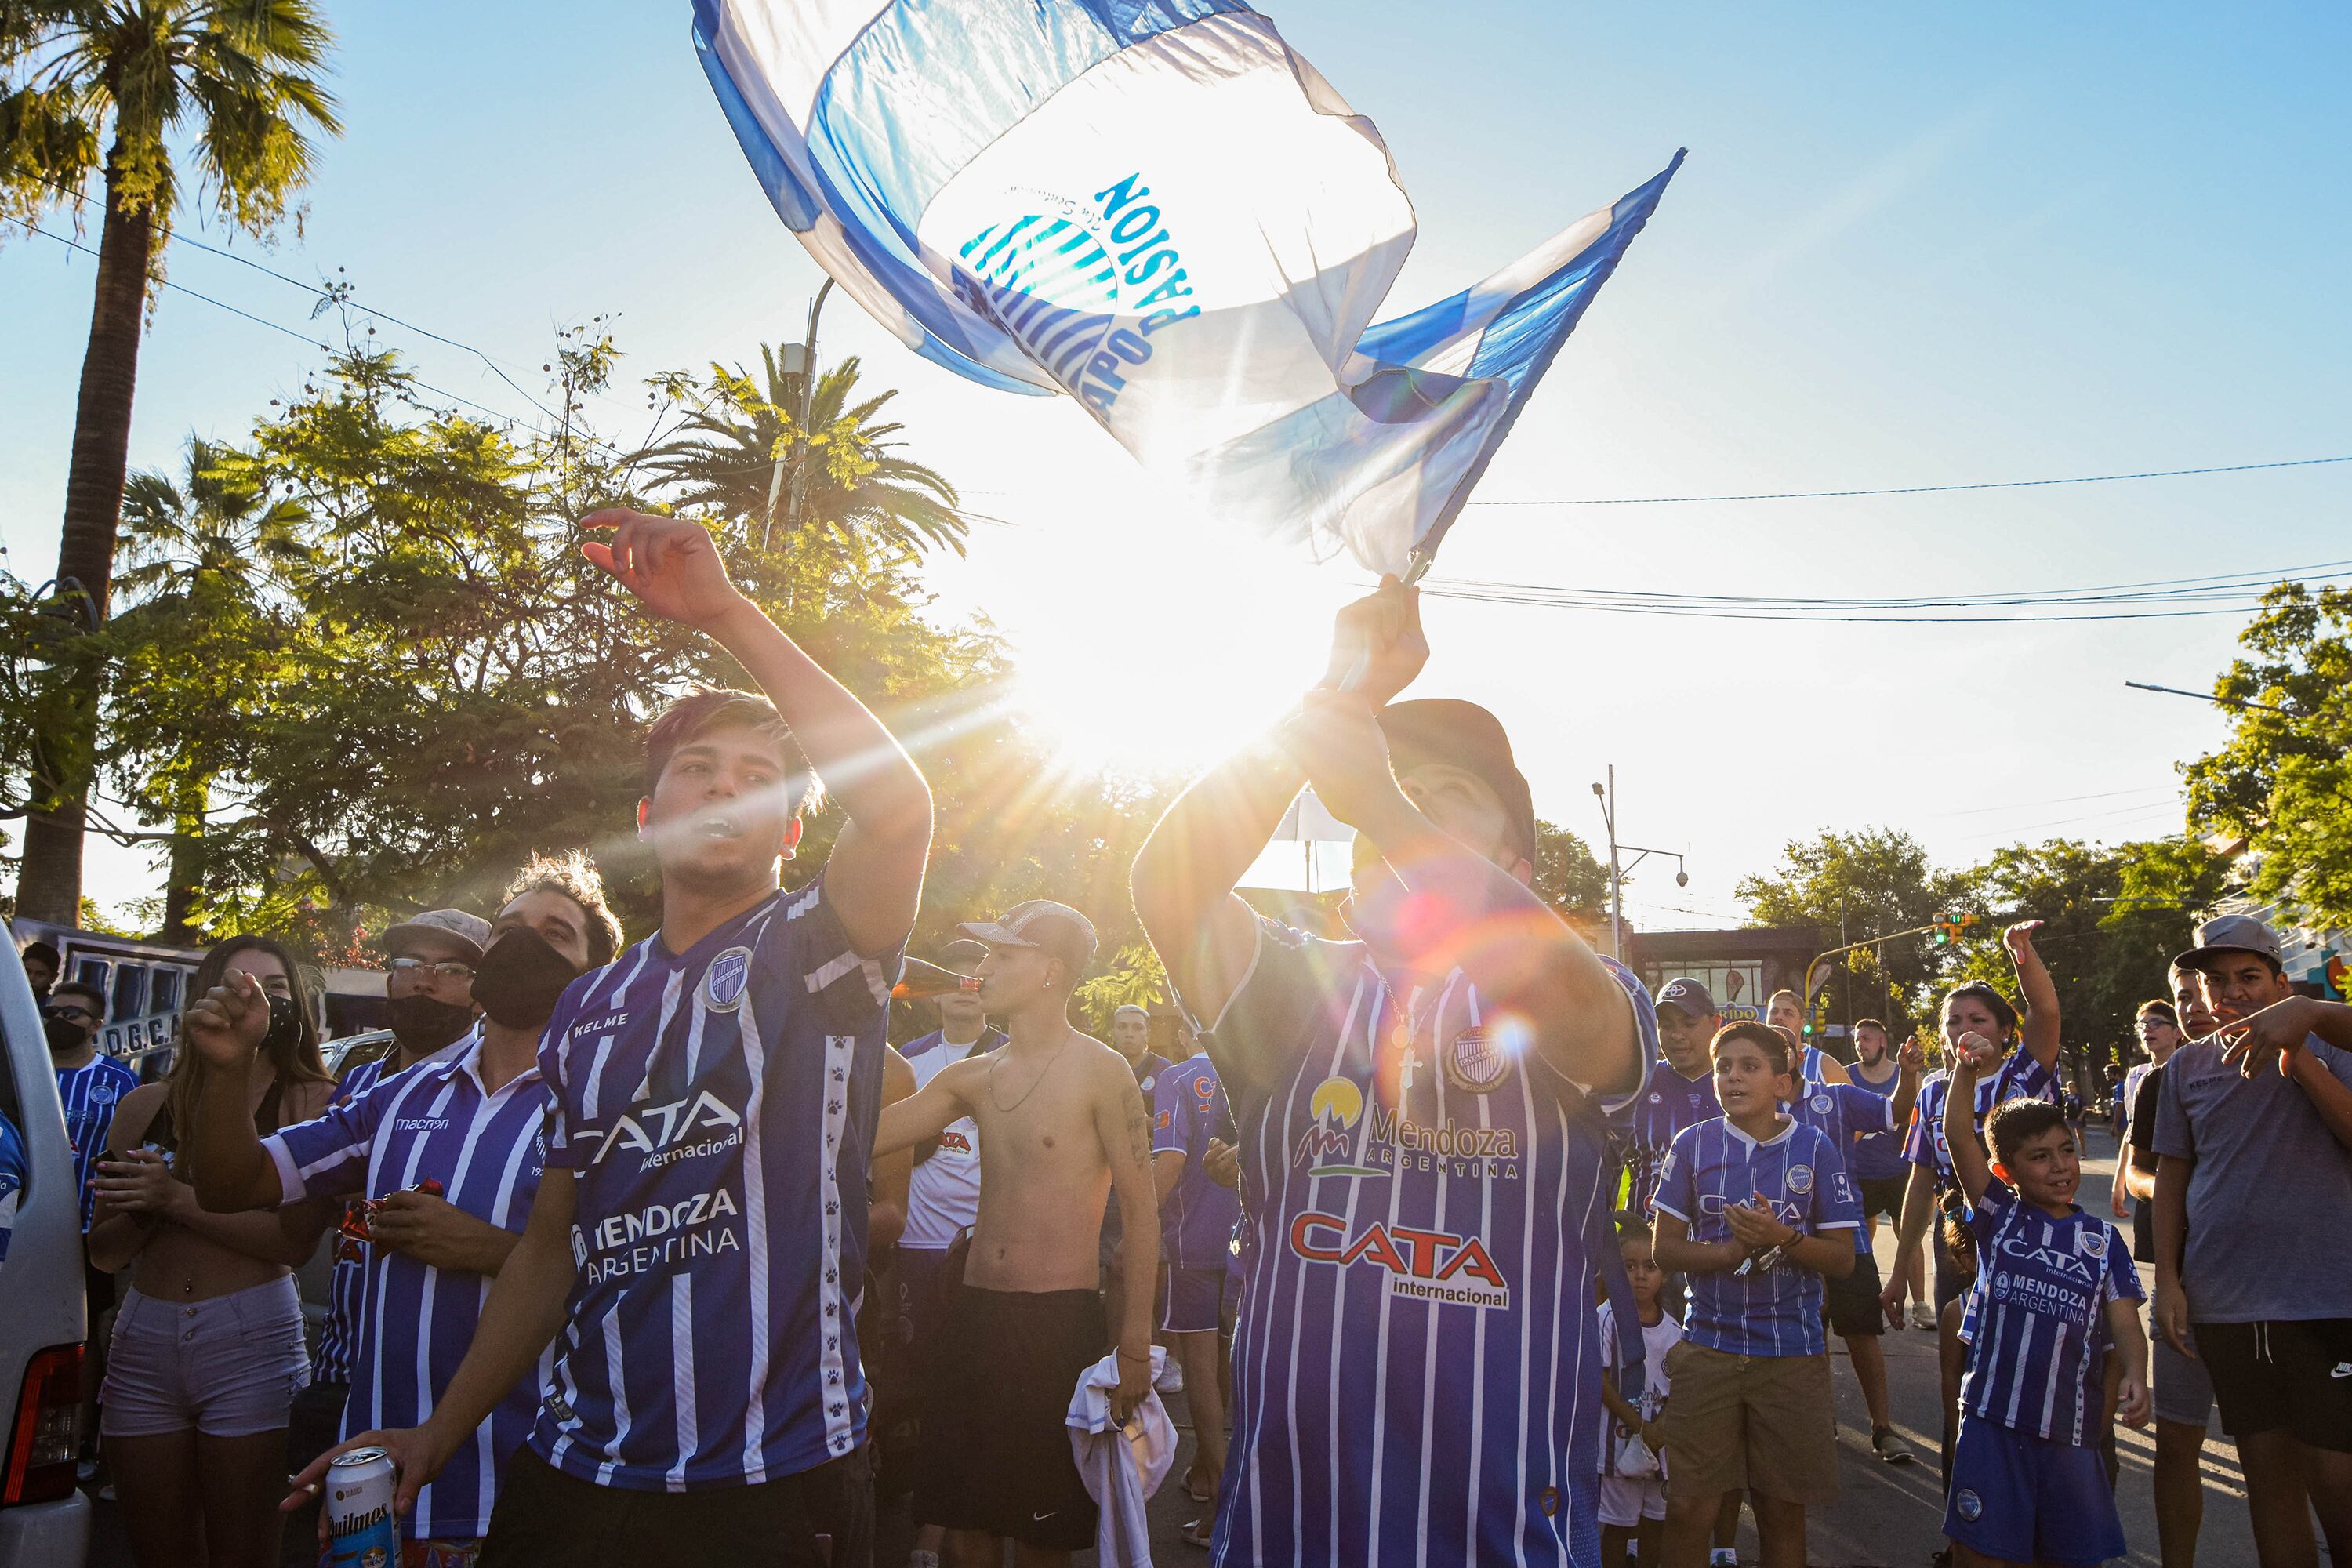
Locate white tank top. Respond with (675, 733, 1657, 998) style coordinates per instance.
(900, 1029, 996, 1250)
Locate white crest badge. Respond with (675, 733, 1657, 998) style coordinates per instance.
(93, 1079, 119, 1105)
(2078, 1227, 2108, 1258)
(1442, 1025, 1512, 1094)
(1787, 1163, 1815, 1196)
(1809, 1093, 1831, 1113)
(703, 946, 753, 1013)
(1648, 1091, 1664, 1105)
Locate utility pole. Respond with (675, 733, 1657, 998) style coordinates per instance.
(766, 278, 836, 553)
(1592, 767, 1687, 964)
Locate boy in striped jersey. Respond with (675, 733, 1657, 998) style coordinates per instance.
(1942, 1032, 2147, 1568)
(1652, 1022, 1860, 1568)
(286, 510, 934, 1568)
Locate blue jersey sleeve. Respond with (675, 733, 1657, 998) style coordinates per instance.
(1969, 1174, 2018, 1257)
(0, 1114, 25, 1265)
(1650, 1126, 1698, 1225)
(1151, 1069, 1186, 1157)
(2100, 1223, 2144, 1305)
(764, 874, 902, 1039)
(1807, 1128, 1863, 1232)
(1835, 1081, 1897, 1136)
(1904, 1077, 1944, 1169)
(264, 1073, 395, 1201)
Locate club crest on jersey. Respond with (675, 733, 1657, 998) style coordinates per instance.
(92, 1079, 118, 1105)
(1787, 1163, 1814, 1195)
(702, 946, 753, 1013)
(2077, 1228, 2108, 1258)
(1809, 1093, 1831, 1113)
(1288, 1211, 1512, 1310)
(1955, 1489, 1983, 1523)
(1442, 1026, 1512, 1094)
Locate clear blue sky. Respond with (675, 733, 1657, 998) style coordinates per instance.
(6, 1, 2349, 930)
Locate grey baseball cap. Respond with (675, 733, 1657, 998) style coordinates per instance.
(959, 899, 1098, 976)
(380, 908, 492, 964)
(2172, 913, 2284, 974)
(1654, 977, 1719, 1018)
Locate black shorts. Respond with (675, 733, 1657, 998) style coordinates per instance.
(2195, 1318, 2352, 1453)
(913, 1284, 1104, 1551)
(481, 1444, 838, 1568)
(1825, 1246, 1885, 1338)
(1858, 1175, 1908, 1222)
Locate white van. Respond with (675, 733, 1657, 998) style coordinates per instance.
(0, 944, 91, 1565)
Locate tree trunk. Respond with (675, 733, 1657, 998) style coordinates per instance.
(158, 782, 206, 946)
(13, 158, 155, 926)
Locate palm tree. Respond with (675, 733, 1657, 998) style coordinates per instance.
(641, 347, 967, 564)
(1, 0, 339, 924)
(112, 435, 312, 940)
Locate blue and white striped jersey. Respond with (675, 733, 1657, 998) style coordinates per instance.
(1653, 1117, 1862, 1358)
(1962, 1178, 2141, 1446)
(0, 1110, 24, 1263)
(1845, 1061, 1911, 1182)
(1191, 912, 1657, 1568)
(314, 1033, 473, 1386)
(266, 1034, 548, 1539)
(1904, 1052, 2059, 1199)
(1608, 1060, 1718, 1221)
(532, 876, 898, 1492)
(56, 1054, 140, 1231)
(1784, 1083, 1898, 1254)
(1152, 1052, 1240, 1271)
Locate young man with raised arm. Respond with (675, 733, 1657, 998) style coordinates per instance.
(1130, 579, 1655, 1567)
(291, 510, 933, 1568)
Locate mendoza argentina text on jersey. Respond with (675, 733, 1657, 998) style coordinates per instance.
(1192, 912, 1656, 1568)
(533, 877, 898, 1490)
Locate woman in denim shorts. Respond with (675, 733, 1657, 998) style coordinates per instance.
(90, 935, 340, 1566)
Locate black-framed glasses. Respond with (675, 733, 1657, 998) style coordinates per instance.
(387, 957, 476, 982)
(45, 1004, 96, 1024)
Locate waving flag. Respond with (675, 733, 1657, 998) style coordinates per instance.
(691, 0, 1679, 576)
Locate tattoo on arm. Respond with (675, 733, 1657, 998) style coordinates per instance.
(1124, 1086, 1152, 1171)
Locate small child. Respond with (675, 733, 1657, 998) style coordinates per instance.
(1652, 1022, 1863, 1568)
(1940, 1033, 2148, 1568)
(1597, 1231, 1682, 1568)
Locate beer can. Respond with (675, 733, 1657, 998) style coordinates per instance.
(322, 1446, 398, 1568)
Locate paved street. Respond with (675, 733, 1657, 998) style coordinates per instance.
(82, 1127, 2265, 1568)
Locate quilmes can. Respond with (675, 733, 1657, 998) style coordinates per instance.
(322, 1447, 398, 1568)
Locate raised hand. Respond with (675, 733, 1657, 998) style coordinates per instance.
(1899, 1033, 1927, 1072)
(1955, 1030, 2002, 1074)
(579, 509, 747, 631)
(1316, 575, 1427, 706)
(2002, 919, 2045, 963)
(182, 968, 270, 1070)
(2215, 995, 2317, 1080)
(1276, 690, 1407, 833)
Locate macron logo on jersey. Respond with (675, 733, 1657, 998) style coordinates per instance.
(1288, 1211, 1512, 1310)
(579, 1089, 745, 1171)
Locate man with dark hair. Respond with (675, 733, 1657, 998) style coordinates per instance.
(876, 901, 1160, 1567)
(49, 973, 138, 1476)
(2154, 914, 2352, 1568)
(1765, 989, 1849, 1085)
(1616, 977, 1722, 1221)
(21, 939, 60, 1001)
(289, 510, 934, 1567)
(2121, 981, 2209, 1568)
(1131, 581, 1654, 1566)
(190, 862, 623, 1561)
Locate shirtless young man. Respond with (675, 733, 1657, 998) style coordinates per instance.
(876, 899, 1160, 1567)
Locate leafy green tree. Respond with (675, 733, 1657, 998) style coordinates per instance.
(2, 0, 341, 923)
(640, 350, 966, 565)
(1737, 827, 1958, 1023)
(2183, 581, 2352, 929)
(1532, 818, 1610, 925)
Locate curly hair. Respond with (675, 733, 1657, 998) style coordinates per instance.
(500, 851, 626, 968)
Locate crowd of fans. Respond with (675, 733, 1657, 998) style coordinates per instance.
(6, 514, 2349, 1568)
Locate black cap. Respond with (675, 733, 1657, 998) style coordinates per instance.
(1654, 977, 1718, 1018)
(1376, 699, 1537, 862)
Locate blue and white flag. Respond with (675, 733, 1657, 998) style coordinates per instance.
(692, 0, 1680, 575)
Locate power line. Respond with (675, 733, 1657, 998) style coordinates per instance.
(1462, 454, 2352, 507)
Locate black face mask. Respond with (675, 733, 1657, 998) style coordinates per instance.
(470, 927, 582, 1029)
(387, 993, 477, 1054)
(41, 1011, 88, 1054)
(262, 991, 303, 1056)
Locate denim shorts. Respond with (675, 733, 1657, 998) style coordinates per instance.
(101, 1276, 308, 1438)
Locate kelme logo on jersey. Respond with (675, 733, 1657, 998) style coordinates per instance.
(1441, 1026, 1512, 1094)
(702, 946, 753, 1013)
(1288, 1211, 1511, 1311)
(579, 1089, 746, 1171)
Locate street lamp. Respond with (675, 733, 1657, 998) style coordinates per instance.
(1593, 765, 1687, 962)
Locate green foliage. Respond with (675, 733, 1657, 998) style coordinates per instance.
(1737, 827, 1958, 1022)
(1532, 818, 1610, 923)
(2184, 581, 2352, 930)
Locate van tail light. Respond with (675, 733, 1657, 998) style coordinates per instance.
(2, 1343, 85, 1507)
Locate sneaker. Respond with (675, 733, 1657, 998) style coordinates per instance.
(909, 1553, 940, 1568)
(1873, 1428, 1916, 1464)
(1711, 1551, 1740, 1568)
(1909, 1303, 1937, 1331)
(1156, 1359, 1185, 1395)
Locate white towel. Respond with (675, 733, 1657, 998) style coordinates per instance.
(1067, 1346, 1177, 1568)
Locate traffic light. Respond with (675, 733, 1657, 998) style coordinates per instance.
(1932, 917, 1955, 946)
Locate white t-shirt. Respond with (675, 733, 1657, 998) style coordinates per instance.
(901, 1028, 999, 1250)
(1594, 1301, 1684, 1474)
